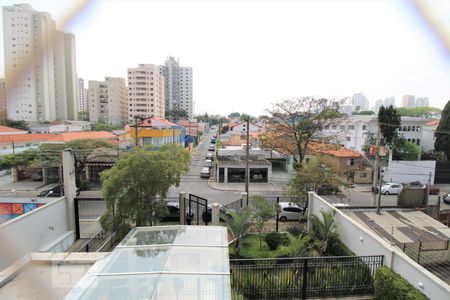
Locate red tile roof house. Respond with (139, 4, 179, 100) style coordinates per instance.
(0, 125, 28, 135)
(0, 131, 118, 183)
(0, 131, 117, 156)
(306, 142, 364, 170)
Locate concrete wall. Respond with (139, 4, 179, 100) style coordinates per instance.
(385, 160, 436, 184)
(0, 197, 74, 271)
(308, 193, 450, 300)
(308, 193, 450, 299)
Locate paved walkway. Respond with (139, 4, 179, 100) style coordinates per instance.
(0, 174, 58, 192)
(208, 181, 287, 193)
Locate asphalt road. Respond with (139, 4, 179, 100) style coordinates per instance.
(167, 132, 243, 205)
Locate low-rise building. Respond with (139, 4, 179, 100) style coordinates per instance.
(322, 115, 428, 153)
(422, 119, 439, 152)
(0, 131, 117, 155)
(129, 117, 183, 148)
(29, 120, 91, 133)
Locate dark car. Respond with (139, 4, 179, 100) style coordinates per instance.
(443, 193, 450, 205)
(37, 185, 80, 197)
(317, 184, 340, 195)
(161, 202, 194, 222)
(409, 181, 424, 187)
(201, 205, 233, 223)
(428, 185, 440, 195)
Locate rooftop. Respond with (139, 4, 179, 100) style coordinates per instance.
(0, 131, 117, 144)
(308, 143, 362, 158)
(0, 126, 27, 135)
(66, 225, 231, 299)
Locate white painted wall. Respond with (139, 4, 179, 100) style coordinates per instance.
(385, 160, 436, 184)
(0, 197, 74, 271)
(307, 193, 450, 300)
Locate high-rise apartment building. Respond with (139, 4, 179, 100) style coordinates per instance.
(159, 57, 193, 120)
(352, 93, 369, 112)
(384, 96, 395, 107)
(88, 77, 128, 125)
(128, 64, 165, 122)
(372, 99, 383, 113)
(416, 97, 429, 107)
(0, 79, 6, 113)
(402, 95, 416, 108)
(77, 78, 88, 112)
(2, 4, 78, 122)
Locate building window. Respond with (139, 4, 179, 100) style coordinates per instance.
(346, 137, 351, 141)
(324, 125, 329, 130)
(340, 125, 345, 130)
(417, 138, 421, 145)
(362, 125, 367, 130)
(348, 125, 355, 130)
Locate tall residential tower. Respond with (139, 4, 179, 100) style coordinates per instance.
(159, 57, 193, 120)
(127, 64, 165, 121)
(2, 4, 78, 122)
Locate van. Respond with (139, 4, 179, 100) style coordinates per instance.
(200, 167, 210, 178)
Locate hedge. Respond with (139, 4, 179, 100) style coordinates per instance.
(374, 266, 428, 300)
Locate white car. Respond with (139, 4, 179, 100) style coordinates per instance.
(278, 202, 305, 222)
(204, 159, 213, 168)
(380, 183, 403, 195)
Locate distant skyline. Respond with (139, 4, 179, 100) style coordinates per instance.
(1, 0, 449, 116)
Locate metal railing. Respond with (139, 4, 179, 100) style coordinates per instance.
(230, 255, 384, 299)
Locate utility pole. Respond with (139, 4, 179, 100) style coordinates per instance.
(133, 116, 140, 147)
(245, 117, 250, 205)
(372, 118, 381, 206)
(377, 167, 383, 214)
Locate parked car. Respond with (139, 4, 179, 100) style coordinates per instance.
(442, 193, 450, 204)
(380, 183, 403, 195)
(161, 202, 195, 222)
(208, 144, 215, 151)
(206, 153, 214, 160)
(278, 202, 305, 222)
(37, 185, 80, 197)
(409, 181, 424, 187)
(211, 138, 216, 144)
(317, 184, 340, 195)
(428, 184, 440, 195)
(200, 167, 210, 178)
(204, 159, 213, 168)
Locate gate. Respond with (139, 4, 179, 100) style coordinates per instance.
(187, 194, 208, 225)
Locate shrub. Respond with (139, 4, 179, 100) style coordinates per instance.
(374, 266, 428, 300)
(326, 235, 354, 256)
(286, 225, 305, 236)
(264, 232, 282, 250)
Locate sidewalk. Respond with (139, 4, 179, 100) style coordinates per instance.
(208, 180, 286, 192)
(0, 174, 58, 192)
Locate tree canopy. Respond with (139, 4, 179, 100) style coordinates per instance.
(228, 112, 241, 118)
(165, 109, 188, 122)
(262, 97, 343, 168)
(378, 105, 401, 146)
(396, 106, 441, 118)
(392, 139, 420, 161)
(0, 112, 30, 131)
(91, 121, 123, 132)
(100, 144, 191, 238)
(352, 110, 375, 115)
(434, 100, 450, 160)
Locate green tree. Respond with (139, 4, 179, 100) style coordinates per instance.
(310, 210, 337, 256)
(91, 121, 123, 131)
(0, 116, 30, 131)
(100, 144, 190, 238)
(222, 207, 252, 258)
(251, 195, 276, 250)
(282, 233, 310, 257)
(266, 97, 343, 168)
(435, 100, 450, 160)
(288, 155, 344, 196)
(392, 139, 420, 161)
(78, 111, 89, 121)
(352, 110, 375, 115)
(378, 105, 401, 146)
(165, 109, 188, 122)
(396, 106, 441, 118)
(228, 112, 240, 118)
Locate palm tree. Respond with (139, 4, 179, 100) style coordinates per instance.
(310, 210, 337, 256)
(283, 233, 310, 257)
(222, 207, 252, 258)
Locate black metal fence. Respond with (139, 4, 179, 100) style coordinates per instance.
(230, 255, 384, 299)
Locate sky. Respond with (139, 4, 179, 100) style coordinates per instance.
(0, 0, 449, 116)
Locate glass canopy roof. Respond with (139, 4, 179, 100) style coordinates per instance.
(65, 225, 231, 300)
